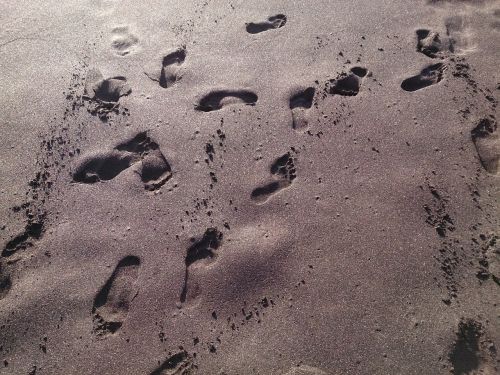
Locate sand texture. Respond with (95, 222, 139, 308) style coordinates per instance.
(0, 0, 499, 374)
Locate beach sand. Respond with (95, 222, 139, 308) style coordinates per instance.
(0, 0, 499, 374)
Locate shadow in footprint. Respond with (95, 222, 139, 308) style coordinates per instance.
(180, 228, 223, 304)
(401, 63, 445, 91)
(73, 132, 172, 191)
(290, 87, 315, 130)
(251, 152, 296, 204)
(195, 90, 258, 112)
(92, 256, 141, 337)
(471, 117, 499, 174)
(246, 14, 287, 34)
(329, 67, 367, 96)
(150, 351, 193, 375)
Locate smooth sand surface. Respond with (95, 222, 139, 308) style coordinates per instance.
(0, 1, 499, 374)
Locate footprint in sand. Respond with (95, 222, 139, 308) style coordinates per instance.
(73, 132, 172, 191)
(449, 319, 497, 375)
(471, 117, 499, 175)
(329, 66, 368, 96)
(110, 26, 139, 56)
(144, 47, 186, 88)
(246, 14, 287, 34)
(251, 152, 297, 204)
(92, 256, 141, 337)
(290, 87, 315, 130)
(149, 351, 194, 375)
(416, 29, 450, 58)
(84, 68, 131, 103)
(0, 263, 11, 300)
(2, 218, 45, 258)
(401, 63, 445, 91)
(195, 89, 258, 112)
(180, 228, 223, 304)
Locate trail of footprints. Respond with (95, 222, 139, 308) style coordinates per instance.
(1, 9, 497, 374)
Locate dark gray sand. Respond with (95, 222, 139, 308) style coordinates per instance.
(0, 0, 499, 374)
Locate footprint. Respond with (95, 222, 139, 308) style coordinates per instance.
(290, 87, 315, 130)
(251, 152, 296, 204)
(329, 67, 367, 96)
(246, 14, 287, 34)
(150, 351, 194, 375)
(110, 26, 139, 56)
(145, 47, 186, 89)
(180, 228, 223, 304)
(84, 69, 131, 103)
(401, 63, 445, 91)
(416, 29, 449, 58)
(73, 132, 172, 191)
(92, 256, 141, 337)
(0, 263, 11, 300)
(195, 90, 258, 112)
(2, 217, 45, 257)
(72, 151, 137, 184)
(471, 117, 499, 174)
(449, 319, 497, 375)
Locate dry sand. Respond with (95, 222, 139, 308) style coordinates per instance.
(0, 0, 499, 374)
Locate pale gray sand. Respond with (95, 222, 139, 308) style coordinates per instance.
(0, 0, 499, 374)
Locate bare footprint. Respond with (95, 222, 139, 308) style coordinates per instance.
(180, 228, 223, 304)
(92, 256, 141, 337)
(145, 47, 186, 88)
(246, 14, 287, 34)
(416, 29, 449, 58)
(73, 132, 172, 191)
(471, 117, 499, 174)
(195, 90, 258, 112)
(2, 217, 45, 257)
(150, 351, 194, 375)
(84, 69, 131, 103)
(110, 26, 139, 56)
(72, 151, 137, 184)
(401, 63, 445, 91)
(329, 67, 368, 96)
(251, 152, 296, 204)
(290, 87, 315, 130)
(449, 319, 497, 375)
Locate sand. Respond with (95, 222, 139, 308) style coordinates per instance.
(0, 0, 499, 374)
